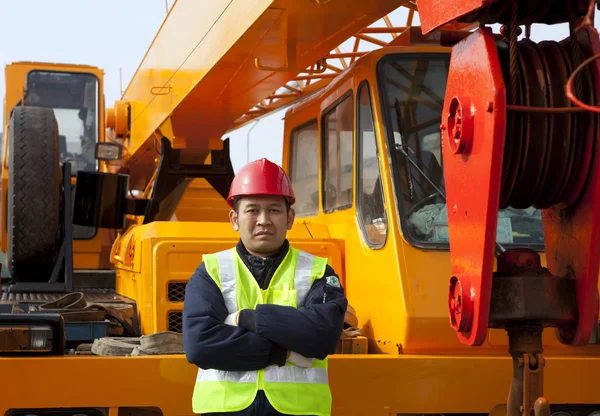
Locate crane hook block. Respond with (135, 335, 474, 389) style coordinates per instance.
(440, 25, 600, 347)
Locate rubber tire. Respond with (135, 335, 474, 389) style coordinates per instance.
(7, 106, 62, 282)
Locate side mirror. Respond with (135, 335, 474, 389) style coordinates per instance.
(95, 142, 123, 161)
(73, 170, 130, 229)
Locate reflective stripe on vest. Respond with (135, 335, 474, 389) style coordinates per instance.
(192, 246, 332, 416)
(295, 250, 314, 308)
(215, 249, 237, 314)
(197, 366, 328, 385)
(217, 247, 317, 314)
(264, 366, 328, 384)
(197, 369, 257, 383)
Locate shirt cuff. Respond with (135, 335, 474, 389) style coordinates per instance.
(238, 309, 257, 332)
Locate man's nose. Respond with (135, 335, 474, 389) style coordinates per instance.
(257, 211, 272, 225)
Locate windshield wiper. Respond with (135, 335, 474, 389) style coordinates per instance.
(395, 143, 506, 256)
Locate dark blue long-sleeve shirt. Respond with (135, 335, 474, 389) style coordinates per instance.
(183, 240, 347, 372)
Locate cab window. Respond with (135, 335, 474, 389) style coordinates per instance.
(25, 70, 99, 174)
(289, 120, 319, 217)
(24, 70, 99, 240)
(322, 92, 354, 212)
(378, 53, 544, 248)
(357, 82, 387, 247)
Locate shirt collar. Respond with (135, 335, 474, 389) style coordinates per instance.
(237, 238, 289, 260)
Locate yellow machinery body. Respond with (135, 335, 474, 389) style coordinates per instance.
(2, 221, 600, 415)
(3, 1, 600, 415)
(2, 61, 112, 270)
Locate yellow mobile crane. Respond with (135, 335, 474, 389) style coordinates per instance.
(2, 1, 600, 415)
(1, 62, 113, 275)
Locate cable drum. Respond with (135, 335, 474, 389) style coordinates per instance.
(456, 0, 590, 28)
(497, 35, 598, 210)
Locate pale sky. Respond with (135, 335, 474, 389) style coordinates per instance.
(1, 0, 169, 107)
(1, 1, 594, 170)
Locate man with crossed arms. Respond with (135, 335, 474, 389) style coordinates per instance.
(183, 158, 348, 416)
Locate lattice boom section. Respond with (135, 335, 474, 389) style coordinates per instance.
(232, 3, 473, 129)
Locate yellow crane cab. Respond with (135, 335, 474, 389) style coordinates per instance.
(281, 43, 554, 357)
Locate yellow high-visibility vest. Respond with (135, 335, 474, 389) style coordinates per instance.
(192, 246, 332, 416)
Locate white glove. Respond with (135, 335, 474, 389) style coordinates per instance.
(287, 351, 314, 367)
(224, 311, 240, 326)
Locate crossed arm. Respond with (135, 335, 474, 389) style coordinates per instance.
(182, 263, 348, 371)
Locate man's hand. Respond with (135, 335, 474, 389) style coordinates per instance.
(224, 311, 240, 326)
(287, 350, 314, 367)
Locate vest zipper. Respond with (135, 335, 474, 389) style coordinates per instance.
(322, 285, 327, 303)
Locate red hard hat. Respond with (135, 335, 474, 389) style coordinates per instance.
(227, 158, 296, 207)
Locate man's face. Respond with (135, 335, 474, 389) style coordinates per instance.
(229, 195, 295, 257)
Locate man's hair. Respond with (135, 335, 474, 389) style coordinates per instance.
(233, 196, 291, 214)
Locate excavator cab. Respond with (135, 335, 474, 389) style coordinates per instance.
(23, 70, 99, 174)
(1, 62, 118, 289)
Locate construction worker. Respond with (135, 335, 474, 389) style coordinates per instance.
(183, 158, 348, 416)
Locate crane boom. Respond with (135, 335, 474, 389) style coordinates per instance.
(113, 0, 403, 187)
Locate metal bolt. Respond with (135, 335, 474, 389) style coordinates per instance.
(453, 125, 462, 139)
(447, 96, 473, 155)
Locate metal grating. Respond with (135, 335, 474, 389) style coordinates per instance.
(168, 282, 187, 302)
(233, 5, 476, 129)
(168, 311, 183, 333)
(0, 287, 134, 305)
(8, 410, 105, 416)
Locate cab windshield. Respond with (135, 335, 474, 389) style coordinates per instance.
(377, 53, 544, 249)
(24, 71, 99, 174)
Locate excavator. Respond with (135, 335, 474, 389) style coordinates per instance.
(1, 0, 600, 415)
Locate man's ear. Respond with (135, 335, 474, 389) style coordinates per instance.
(229, 210, 239, 231)
(287, 207, 296, 230)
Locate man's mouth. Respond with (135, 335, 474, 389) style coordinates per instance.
(255, 230, 273, 236)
